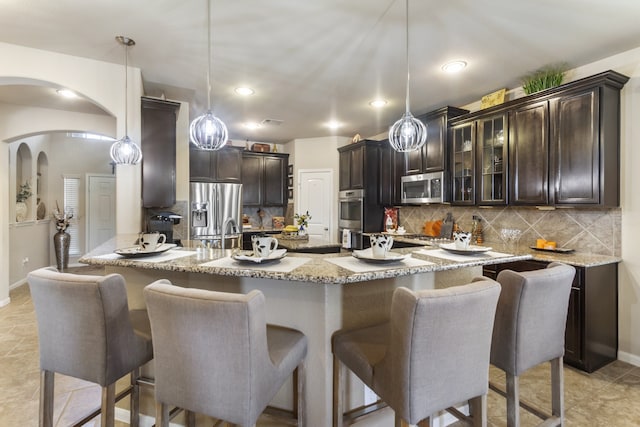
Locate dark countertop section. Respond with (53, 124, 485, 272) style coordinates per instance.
(276, 236, 342, 253)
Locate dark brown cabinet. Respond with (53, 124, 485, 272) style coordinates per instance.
(509, 101, 550, 205)
(338, 140, 381, 200)
(451, 122, 475, 204)
(241, 152, 288, 207)
(379, 140, 403, 206)
(451, 70, 628, 207)
(550, 85, 620, 206)
(477, 114, 507, 205)
(404, 107, 468, 175)
(141, 97, 180, 208)
(189, 145, 243, 183)
(483, 260, 618, 372)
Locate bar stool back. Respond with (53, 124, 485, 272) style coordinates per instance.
(490, 262, 576, 427)
(333, 280, 501, 427)
(28, 267, 153, 427)
(144, 281, 307, 427)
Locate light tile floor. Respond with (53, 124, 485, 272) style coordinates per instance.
(2, 268, 640, 426)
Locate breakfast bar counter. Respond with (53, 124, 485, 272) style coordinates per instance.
(79, 236, 532, 426)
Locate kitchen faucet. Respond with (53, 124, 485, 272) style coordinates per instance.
(221, 217, 239, 250)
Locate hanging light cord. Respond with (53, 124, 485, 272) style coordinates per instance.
(404, 0, 411, 114)
(123, 42, 129, 136)
(206, 0, 212, 111)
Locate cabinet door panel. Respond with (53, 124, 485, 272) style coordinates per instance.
(350, 147, 364, 189)
(189, 148, 211, 181)
(241, 155, 262, 206)
(214, 147, 242, 182)
(405, 146, 423, 175)
(424, 114, 447, 172)
(141, 98, 179, 208)
(509, 101, 549, 205)
(477, 114, 507, 205)
(339, 150, 351, 190)
(263, 156, 286, 205)
(564, 285, 583, 366)
(551, 89, 599, 204)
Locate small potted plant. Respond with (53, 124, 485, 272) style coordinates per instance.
(522, 65, 567, 95)
(15, 182, 32, 222)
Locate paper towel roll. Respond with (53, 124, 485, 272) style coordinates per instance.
(342, 229, 351, 249)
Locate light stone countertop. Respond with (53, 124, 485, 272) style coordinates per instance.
(390, 236, 621, 268)
(80, 234, 534, 285)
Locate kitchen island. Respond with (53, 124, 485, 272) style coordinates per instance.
(80, 235, 532, 426)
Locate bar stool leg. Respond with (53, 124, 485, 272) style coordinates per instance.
(551, 357, 564, 423)
(101, 383, 116, 427)
(469, 395, 487, 427)
(294, 361, 306, 426)
(39, 370, 54, 427)
(506, 373, 520, 427)
(185, 410, 196, 427)
(156, 402, 170, 427)
(130, 368, 140, 427)
(333, 355, 345, 427)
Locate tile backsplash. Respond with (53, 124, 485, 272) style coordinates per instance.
(399, 205, 621, 256)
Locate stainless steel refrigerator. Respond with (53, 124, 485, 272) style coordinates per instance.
(190, 182, 242, 248)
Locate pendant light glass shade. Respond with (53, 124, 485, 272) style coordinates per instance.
(190, 110, 228, 150)
(190, 0, 228, 151)
(388, 0, 427, 152)
(388, 111, 427, 152)
(110, 36, 142, 165)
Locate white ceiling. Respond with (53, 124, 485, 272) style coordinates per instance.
(1, 0, 640, 143)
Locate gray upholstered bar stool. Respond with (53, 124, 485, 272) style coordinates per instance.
(332, 280, 501, 427)
(490, 262, 576, 427)
(143, 280, 308, 427)
(27, 267, 153, 427)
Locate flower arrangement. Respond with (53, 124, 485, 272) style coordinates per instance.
(16, 182, 33, 202)
(52, 202, 73, 232)
(294, 211, 312, 228)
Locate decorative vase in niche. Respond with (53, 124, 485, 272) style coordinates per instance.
(15, 202, 27, 222)
(53, 230, 71, 271)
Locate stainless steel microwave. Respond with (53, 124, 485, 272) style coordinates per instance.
(401, 171, 447, 204)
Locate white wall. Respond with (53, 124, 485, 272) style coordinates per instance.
(285, 136, 350, 241)
(0, 41, 141, 305)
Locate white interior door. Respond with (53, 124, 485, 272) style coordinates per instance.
(297, 169, 333, 240)
(87, 174, 116, 251)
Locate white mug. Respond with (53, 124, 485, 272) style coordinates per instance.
(139, 232, 166, 252)
(251, 235, 278, 258)
(453, 231, 472, 249)
(370, 234, 393, 258)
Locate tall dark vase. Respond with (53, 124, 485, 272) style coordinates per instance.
(53, 230, 70, 271)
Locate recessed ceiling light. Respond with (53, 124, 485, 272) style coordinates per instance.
(56, 89, 77, 98)
(369, 99, 387, 108)
(325, 121, 342, 130)
(235, 87, 255, 96)
(441, 60, 467, 73)
(244, 122, 262, 130)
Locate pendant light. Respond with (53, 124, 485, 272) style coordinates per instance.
(388, 0, 427, 152)
(190, 0, 228, 151)
(110, 36, 143, 165)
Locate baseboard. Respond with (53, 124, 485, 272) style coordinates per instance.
(0, 296, 10, 307)
(617, 351, 640, 368)
(9, 278, 27, 290)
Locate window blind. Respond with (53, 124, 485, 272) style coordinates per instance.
(63, 177, 80, 256)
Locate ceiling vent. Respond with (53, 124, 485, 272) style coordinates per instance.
(261, 119, 284, 126)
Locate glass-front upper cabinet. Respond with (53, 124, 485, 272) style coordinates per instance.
(451, 122, 475, 204)
(477, 114, 507, 205)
